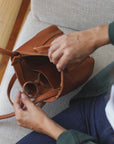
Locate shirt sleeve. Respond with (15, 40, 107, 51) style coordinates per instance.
(109, 22, 114, 45)
(57, 130, 97, 144)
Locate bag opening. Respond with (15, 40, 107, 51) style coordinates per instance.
(20, 56, 61, 96)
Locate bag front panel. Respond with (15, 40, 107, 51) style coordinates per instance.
(60, 57, 94, 96)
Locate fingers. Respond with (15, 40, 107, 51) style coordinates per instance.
(14, 91, 22, 112)
(50, 48, 63, 64)
(49, 36, 67, 71)
(49, 46, 68, 71)
(48, 33, 76, 72)
(48, 35, 65, 61)
(48, 43, 60, 61)
(21, 93, 34, 110)
(49, 45, 69, 71)
(56, 52, 70, 71)
(51, 35, 63, 45)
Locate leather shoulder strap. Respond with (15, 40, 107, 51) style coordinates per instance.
(0, 48, 15, 57)
(7, 74, 17, 105)
(0, 112, 15, 119)
(0, 74, 16, 119)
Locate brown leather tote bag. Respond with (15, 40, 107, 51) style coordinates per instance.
(0, 25, 94, 119)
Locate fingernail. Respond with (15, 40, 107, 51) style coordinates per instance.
(58, 67, 64, 72)
(57, 67, 61, 72)
(21, 93, 26, 99)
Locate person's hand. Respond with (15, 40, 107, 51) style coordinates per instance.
(14, 91, 66, 140)
(14, 91, 48, 131)
(48, 25, 109, 72)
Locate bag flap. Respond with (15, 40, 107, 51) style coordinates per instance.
(15, 25, 63, 56)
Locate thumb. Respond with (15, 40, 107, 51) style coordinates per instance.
(21, 93, 33, 108)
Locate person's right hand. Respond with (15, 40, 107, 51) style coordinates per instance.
(14, 92, 49, 131)
(48, 25, 109, 72)
(14, 92, 66, 140)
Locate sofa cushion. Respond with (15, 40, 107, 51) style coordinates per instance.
(31, 0, 114, 30)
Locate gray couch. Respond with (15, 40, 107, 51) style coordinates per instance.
(0, 0, 114, 143)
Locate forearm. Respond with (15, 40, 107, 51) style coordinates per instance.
(35, 117, 97, 144)
(34, 116, 66, 140)
(90, 22, 114, 50)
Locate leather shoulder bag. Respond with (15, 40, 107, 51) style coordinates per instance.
(0, 25, 94, 119)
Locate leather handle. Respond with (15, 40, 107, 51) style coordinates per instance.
(33, 89, 58, 103)
(0, 48, 16, 57)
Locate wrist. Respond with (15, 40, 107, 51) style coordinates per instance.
(44, 118, 66, 140)
(93, 25, 110, 49)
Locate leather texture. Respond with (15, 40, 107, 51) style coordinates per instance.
(0, 25, 94, 119)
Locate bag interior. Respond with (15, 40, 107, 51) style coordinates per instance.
(20, 56, 61, 95)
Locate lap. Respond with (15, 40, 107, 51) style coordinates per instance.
(17, 93, 113, 144)
(17, 100, 88, 144)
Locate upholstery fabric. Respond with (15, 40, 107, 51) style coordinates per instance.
(31, 0, 114, 30)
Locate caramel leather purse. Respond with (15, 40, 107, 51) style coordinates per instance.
(0, 25, 94, 119)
